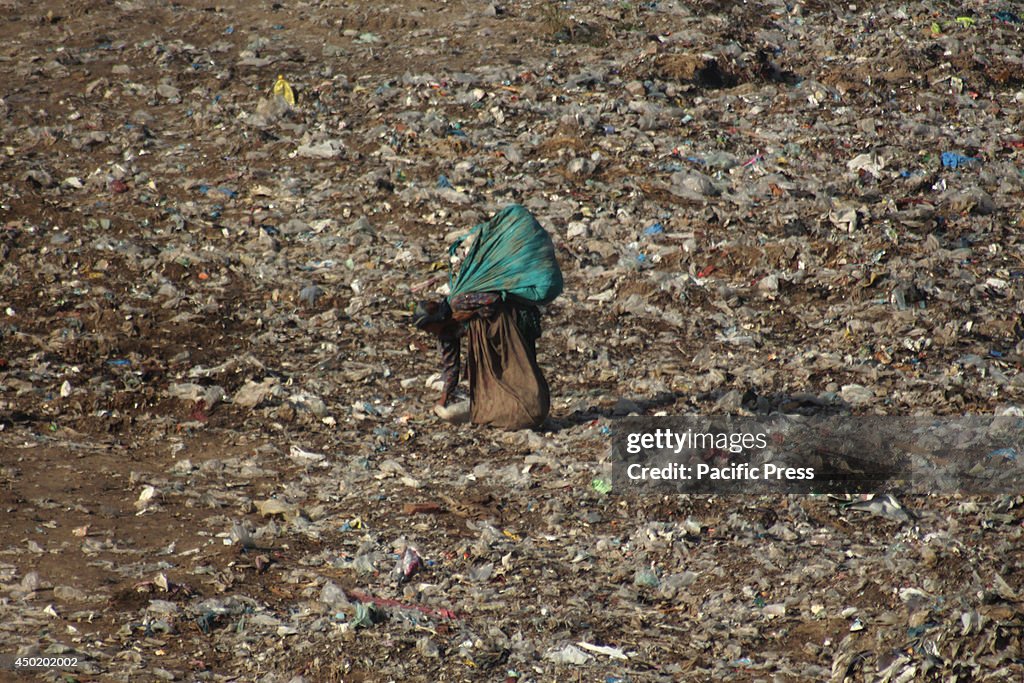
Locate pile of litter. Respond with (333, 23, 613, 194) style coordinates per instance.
(1, 0, 1023, 680)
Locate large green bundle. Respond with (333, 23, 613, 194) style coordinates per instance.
(448, 205, 563, 305)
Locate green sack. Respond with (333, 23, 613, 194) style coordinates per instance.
(448, 205, 563, 306)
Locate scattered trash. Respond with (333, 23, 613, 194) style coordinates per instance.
(393, 546, 423, 583)
(988, 448, 1018, 462)
(287, 445, 327, 466)
(545, 644, 593, 666)
(253, 498, 298, 519)
(339, 517, 363, 532)
(346, 589, 457, 621)
(135, 485, 158, 512)
(843, 494, 915, 523)
(2, 2, 1023, 680)
(941, 151, 977, 169)
(272, 75, 295, 106)
(349, 603, 387, 629)
(576, 641, 630, 660)
(298, 284, 324, 307)
(846, 153, 887, 178)
(633, 568, 660, 588)
(230, 521, 256, 549)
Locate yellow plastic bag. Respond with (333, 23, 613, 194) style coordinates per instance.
(272, 75, 295, 106)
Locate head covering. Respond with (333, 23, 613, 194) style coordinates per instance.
(411, 298, 451, 329)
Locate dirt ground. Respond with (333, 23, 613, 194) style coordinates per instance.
(2, 0, 1024, 681)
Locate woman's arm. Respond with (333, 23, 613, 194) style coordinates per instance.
(438, 332, 460, 407)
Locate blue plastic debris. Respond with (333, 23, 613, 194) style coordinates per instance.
(988, 448, 1018, 461)
(644, 222, 664, 236)
(195, 612, 220, 634)
(436, 174, 453, 189)
(993, 11, 1021, 23)
(941, 151, 976, 169)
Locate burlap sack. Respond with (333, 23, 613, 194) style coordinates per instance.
(465, 302, 549, 430)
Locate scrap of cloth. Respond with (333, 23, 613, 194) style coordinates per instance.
(439, 293, 548, 430)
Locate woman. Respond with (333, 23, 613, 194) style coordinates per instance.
(413, 291, 549, 430)
(412, 204, 561, 430)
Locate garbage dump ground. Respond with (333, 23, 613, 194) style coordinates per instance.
(2, 0, 1024, 680)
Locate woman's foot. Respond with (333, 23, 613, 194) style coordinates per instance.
(434, 399, 470, 423)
